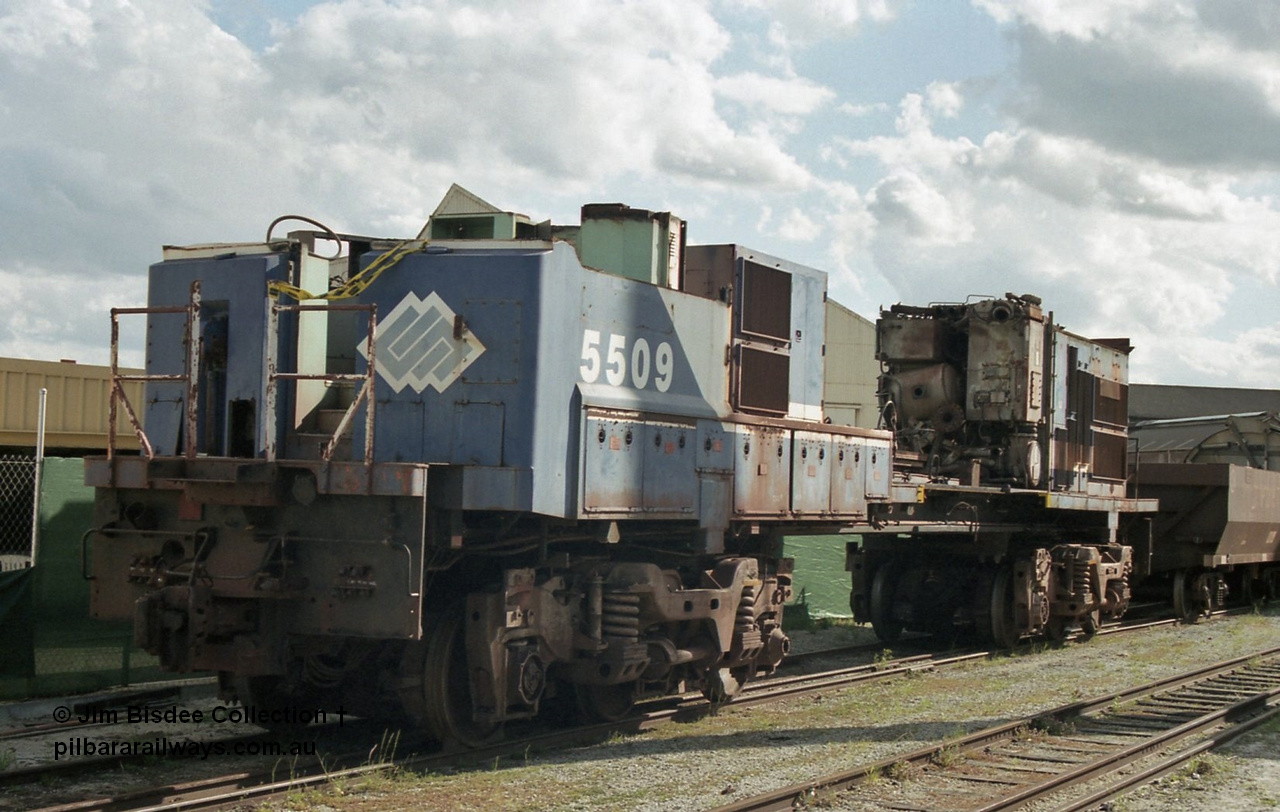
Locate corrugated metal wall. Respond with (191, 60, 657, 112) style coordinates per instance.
(823, 301, 879, 430)
(0, 358, 143, 451)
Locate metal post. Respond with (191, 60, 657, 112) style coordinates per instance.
(29, 388, 46, 566)
(109, 312, 120, 463)
(264, 298, 279, 462)
(184, 281, 202, 459)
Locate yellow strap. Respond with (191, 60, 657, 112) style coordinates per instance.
(268, 240, 421, 301)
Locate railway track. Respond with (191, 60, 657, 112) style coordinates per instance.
(5, 608, 1255, 811)
(712, 645, 1280, 811)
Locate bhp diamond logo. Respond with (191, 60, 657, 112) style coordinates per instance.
(359, 291, 485, 393)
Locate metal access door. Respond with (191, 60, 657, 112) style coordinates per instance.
(731, 259, 792, 416)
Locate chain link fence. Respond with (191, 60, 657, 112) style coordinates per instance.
(0, 454, 36, 570)
(1, 457, 166, 699)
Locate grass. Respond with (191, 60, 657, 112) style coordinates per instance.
(884, 759, 920, 782)
(930, 742, 965, 768)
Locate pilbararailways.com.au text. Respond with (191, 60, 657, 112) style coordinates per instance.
(54, 737, 316, 761)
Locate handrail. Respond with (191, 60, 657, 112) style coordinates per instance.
(265, 301, 378, 468)
(108, 281, 202, 464)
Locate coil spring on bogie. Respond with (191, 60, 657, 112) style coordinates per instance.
(601, 592, 641, 641)
(1072, 562, 1092, 604)
(736, 584, 757, 634)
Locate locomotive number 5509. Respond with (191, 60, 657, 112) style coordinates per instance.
(579, 329, 674, 392)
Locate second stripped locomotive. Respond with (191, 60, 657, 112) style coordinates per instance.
(855, 296, 1143, 644)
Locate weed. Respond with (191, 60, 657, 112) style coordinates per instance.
(0, 747, 14, 771)
(885, 760, 919, 782)
(873, 649, 895, 669)
(1178, 754, 1230, 781)
(1031, 715, 1076, 736)
(931, 743, 965, 768)
(367, 728, 401, 766)
(862, 763, 882, 786)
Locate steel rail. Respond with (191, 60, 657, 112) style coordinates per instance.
(708, 645, 1280, 812)
(20, 610, 1260, 812)
(973, 679, 1280, 810)
(1048, 703, 1280, 812)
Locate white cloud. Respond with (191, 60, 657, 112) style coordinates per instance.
(774, 208, 823, 242)
(925, 81, 964, 118)
(978, 0, 1280, 169)
(972, 0, 1182, 41)
(839, 101, 891, 117)
(1, 0, 1277, 391)
(0, 0, 832, 362)
(824, 89, 1280, 383)
(741, 0, 898, 46)
(715, 72, 836, 116)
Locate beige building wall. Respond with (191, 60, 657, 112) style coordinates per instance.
(823, 300, 879, 430)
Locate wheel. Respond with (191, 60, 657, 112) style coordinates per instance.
(420, 607, 502, 748)
(988, 566, 1021, 648)
(869, 563, 905, 642)
(227, 674, 313, 734)
(971, 569, 995, 644)
(1241, 572, 1269, 608)
(575, 681, 637, 723)
(1044, 615, 1069, 643)
(1172, 569, 1202, 624)
(1079, 609, 1102, 641)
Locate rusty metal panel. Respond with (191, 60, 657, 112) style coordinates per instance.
(865, 437, 892, 500)
(733, 424, 791, 516)
(696, 419, 733, 473)
(966, 298, 1044, 424)
(642, 420, 696, 514)
(1138, 463, 1280, 568)
(682, 244, 736, 301)
(581, 413, 643, 514)
(790, 430, 832, 514)
(877, 317, 942, 363)
(830, 437, 868, 516)
(1092, 428, 1128, 481)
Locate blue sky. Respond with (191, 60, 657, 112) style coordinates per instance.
(2, 0, 1278, 386)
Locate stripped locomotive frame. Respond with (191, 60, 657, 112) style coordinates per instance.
(850, 294, 1147, 646)
(85, 197, 1154, 746)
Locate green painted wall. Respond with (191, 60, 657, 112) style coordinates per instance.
(784, 535, 855, 618)
(0, 458, 162, 700)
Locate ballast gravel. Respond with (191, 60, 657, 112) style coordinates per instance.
(4, 609, 1279, 811)
(294, 609, 1280, 812)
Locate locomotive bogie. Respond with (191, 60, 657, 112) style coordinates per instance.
(849, 541, 1132, 645)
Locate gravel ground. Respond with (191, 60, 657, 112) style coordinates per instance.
(4, 610, 1277, 811)
(254, 608, 1280, 812)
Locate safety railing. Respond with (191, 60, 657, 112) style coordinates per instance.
(264, 301, 378, 466)
(108, 281, 202, 461)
